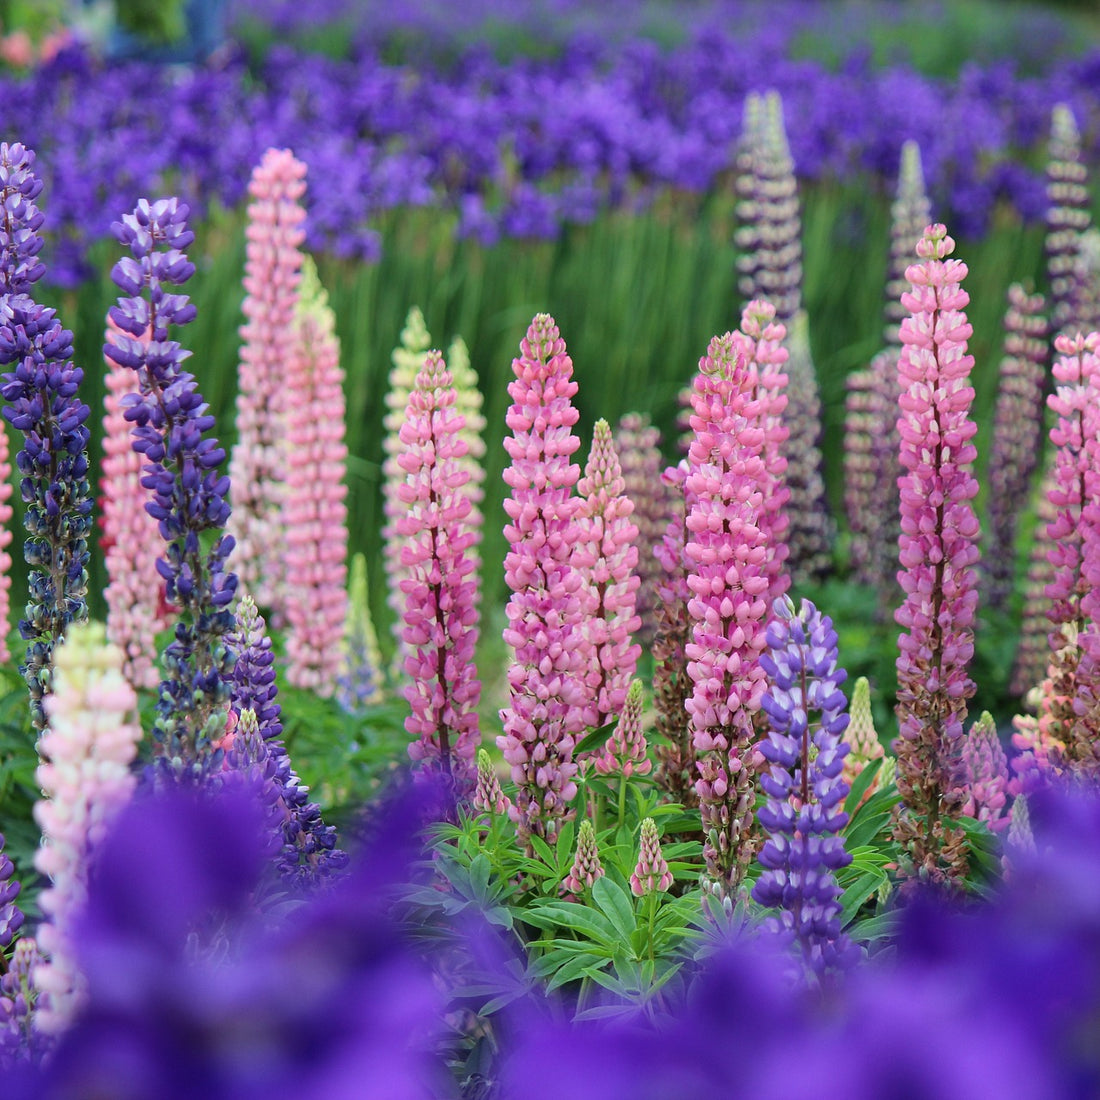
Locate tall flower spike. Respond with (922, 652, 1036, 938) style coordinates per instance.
(104, 196, 238, 782)
(447, 334, 487, 580)
(33, 622, 141, 1033)
(337, 551, 385, 712)
(892, 224, 981, 888)
(0, 141, 92, 731)
(574, 419, 641, 730)
(398, 349, 482, 795)
(283, 256, 348, 695)
(0, 937, 41, 1070)
(474, 748, 510, 817)
(1046, 104, 1093, 337)
(498, 314, 586, 848)
(962, 711, 1009, 833)
(0, 831, 22, 950)
(630, 817, 672, 897)
(753, 596, 858, 979)
(223, 707, 283, 860)
(228, 148, 307, 611)
(841, 675, 885, 793)
(885, 141, 933, 349)
(595, 679, 650, 778)
(1012, 470, 1060, 698)
(0, 411, 11, 665)
(983, 285, 1049, 614)
(100, 318, 169, 691)
(562, 820, 604, 895)
(684, 331, 772, 897)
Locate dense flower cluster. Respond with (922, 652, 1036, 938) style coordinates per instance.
(962, 711, 1010, 832)
(336, 551, 385, 712)
(563, 819, 604, 894)
(630, 817, 672, 897)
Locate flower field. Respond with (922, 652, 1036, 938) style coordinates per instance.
(2, 1, 1100, 1095)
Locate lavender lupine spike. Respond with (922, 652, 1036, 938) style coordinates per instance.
(498, 314, 586, 848)
(562, 820, 604, 895)
(0, 832, 22, 951)
(961, 711, 1010, 833)
(223, 707, 283, 860)
(684, 332, 771, 898)
(104, 197, 237, 782)
(228, 596, 346, 884)
(0, 142, 92, 731)
(474, 748, 511, 817)
(782, 312, 833, 584)
(885, 141, 932, 349)
(983, 285, 1050, 614)
(594, 679, 650, 778)
(575, 419, 641, 730)
(630, 817, 672, 897)
(892, 224, 981, 888)
(753, 596, 858, 979)
(336, 551, 384, 712)
(0, 411, 11, 665)
(616, 412, 670, 647)
(0, 937, 41, 1070)
(398, 349, 481, 795)
(1046, 104, 1093, 337)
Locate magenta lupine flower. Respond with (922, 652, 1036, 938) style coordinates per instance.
(100, 318, 168, 691)
(574, 418, 640, 730)
(984, 285, 1050, 614)
(885, 141, 932, 349)
(474, 748, 511, 817)
(630, 817, 672, 897)
(562, 820, 604, 894)
(594, 679, 650, 778)
(754, 597, 858, 978)
(33, 622, 142, 1032)
(684, 332, 772, 897)
(961, 712, 1010, 833)
(498, 314, 586, 848)
(282, 258, 348, 696)
(228, 148, 307, 612)
(398, 349, 481, 795)
(892, 224, 981, 888)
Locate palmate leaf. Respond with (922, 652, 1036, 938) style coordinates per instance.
(591, 876, 636, 942)
(518, 902, 618, 945)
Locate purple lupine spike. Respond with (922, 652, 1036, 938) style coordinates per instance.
(984, 285, 1050, 614)
(1046, 104, 1093, 338)
(0, 936, 41, 1071)
(885, 141, 932, 350)
(397, 349, 481, 797)
(753, 596, 858, 979)
(228, 596, 346, 885)
(630, 817, 672, 897)
(574, 419, 640, 731)
(497, 314, 586, 849)
(892, 224, 981, 889)
(104, 196, 237, 783)
(961, 711, 1010, 833)
(0, 141, 92, 732)
(562, 820, 604, 895)
(223, 707, 283, 860)
(0, 832, 23, 951)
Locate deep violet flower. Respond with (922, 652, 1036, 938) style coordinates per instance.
(0, 396, 11, 665)
(753, 596, 858, 979)
(0, 141, 92, 732)
(104, 196, 238, 783)
(892, 223, 981, 888)
(498, 313, 586, 848)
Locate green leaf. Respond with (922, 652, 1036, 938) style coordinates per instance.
(591, 876, 637, 942)
(843, 757, 883, 816)
(518, 903, 618, 945)
(573, 719, 619, 757)
(555, 820, 576, 873)
(529, 835, 557, 868)
(848, 910, 901, 944)
(839, 869, 887, 925)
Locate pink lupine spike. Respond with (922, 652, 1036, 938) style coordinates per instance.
(474, 748, 511, 817)
(562, 820, 604, 894)
(497, 313, 586, 848)
(891, 223, 981, 889)
(574, 419, 641, 730)
(397, 349, 481, 795)
(630, 817, 672, 897)
(228, 147, 307, 613)
(594, 679, 650, 778)
(1010, 627, 1074, 797)
(961, 711, 1009, 833)
(282, 257, 349, 696)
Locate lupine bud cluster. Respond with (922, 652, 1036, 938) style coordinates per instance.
(594, 679, 650, 778)
(984, 285, 1050, 613)
(754, 597, 858, 978)
(474, 748, 511, 817)
(283, 256, 348, 695)
(630, 817, 672, 897)
(224, 707, 284, 860)
(961, 711, 1010, 833)
(563, 820, 604, 894)
(892, 224, 981, 888)
(337, 551, 385, 712)
(105, 197, 238, 782)
(34, 622, 141, 1033)
(398, 349, 481, 793)
(885, 141, 932, 349)
(228, 147, 307, 610)
(841, 675, 886, 796)
(0, 141, 92, 731)
(575, 419, 640, 729)
(0, 937, 41, 1070)
(498, 314, 586, 847)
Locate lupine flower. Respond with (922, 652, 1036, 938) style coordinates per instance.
(223, 707, 284, 861)
(498, 314, 586, 848)
(841, 675, 885, 793)
(1072, 227, 1100, 335)
(0, 141, 92, 732)
(0, 937, 41, 1072)
(983, 285, 1050, 613)
(105, 197, 238, 782)
(630, 817, 672, 897)
(1003, 794, 1035, 875)
(616, 412, 670, 648)
(1012, 471, 1061, 697)
(33, 621, 141, 1033)
(337, 551, 385, 712)
(398, 348, 481, 795)
(892, 224, 981, 888)
(0, 403, 11, 665)
(447, 334, 487, 581)
(962, 711, 1010, 833)
(562, 820, 604, 894)
(0, 832, 22, 950)
(683, 331, 771, 896)
(99, 318, 168, 691)
(884, 141, 932, 349)
(228, 595, 346, 885)
(228, 148, 307, 611)
(754, 596, 858, 979)
(594, 679, 650, 778)
(574, 418, 640, 730)
(734, 90, 802, 323)
(283, 256, 348, 695)
(474, 748, 510, 817)
(1011, 628, 1074, 797)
